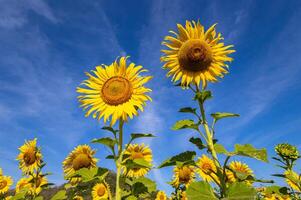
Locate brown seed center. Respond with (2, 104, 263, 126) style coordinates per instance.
(0, 180, 7, 190)
(72, 153, 91, 170)
(179, 167, 192, 183)
(97, 185, 106, 196)
(23, 149, 36, 165)
(178, 39, 212, 72)
(160, 194, 165, 200)
(202, 163, 212, 172)
(131, 152, 144, 159)
(101, 76, 132, 105)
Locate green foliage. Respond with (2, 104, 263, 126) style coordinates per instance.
(72, 167, 109, 183)
(91, 137, 116, 151)
(130, 133, 155, 141)
(186, 181, 217, 200)
(234, 144, 268, 162)
(50, 190, 67, 200)
(179, 107, 197, 114)
(224, 183, 256, 200)
(189, 137, 206, 150)
(211, 112, 239, 123)
(158, 151, 196, 168)
(194, 90, 212, 103)
(172, 119, 198, 130)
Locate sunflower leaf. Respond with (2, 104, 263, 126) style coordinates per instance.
(132, 177, 157, 194)
(123, 159, 151, 169)
(214, 143, 228, 155)
(224, 182, 256, 200)
(102, 126, 118, 137)
(211, 112, 239, 122)
(158, 151, 196, 168)
(186, 181, 217, 200)
(130, 133, 155, 141)
(179, 107, 197, 114)
(194, 90, 212, 103)
(50, 190, 67, 200)
(133, 158, 152, 168)
(233, 144, 268, 162)
(91, 137, 116, 151)
(172, 119, 198, 130)
(189, 137, 206, 150)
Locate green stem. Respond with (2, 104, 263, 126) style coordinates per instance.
(115, 119, 124, 200)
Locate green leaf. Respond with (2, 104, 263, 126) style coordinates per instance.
(224, 183, 256, 200)
(172, 119, 198, 130)
(34, 197, 44, 200)
(234, 144, 268, 162)
(123, 159, 152, 170)
(126, 196, 138, 200)
(194, 91, 212, 103)
(106, 155, 115, 159)
(189, 137, 206, 150)
(73, 167, 108, 182)
(133, 177, 157, 193)
(186, 181, 217, 200)
(133, 158, 152, 168)
(130, 133, 155, 141)
(158, 151, 196, 168)
(102, 126, 118, 134)
(50, 190, 67, 200)
(211, 112, 239, 122)
(91, 137, 116, 150)
(10, 192, 26, 200)
(179, 107, 197, 114)
(214, 143, 228, 155)
(264, 186, 288, 195)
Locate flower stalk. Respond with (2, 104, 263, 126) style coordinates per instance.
(115, 119, 124, 200)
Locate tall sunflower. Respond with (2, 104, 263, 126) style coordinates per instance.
(77, 57, 152, 126)
(161, 20, 235, 88)
(17, 138, 42, 174)
(226, 161, 253, 184)
(0, 176, 13, 195)
(196, 155, 218, 183)
(155, 191, 168, 200)
(121, 144, 152, 178)
(284, 170, 301, 192)
(171, 165, 195, 187)
(91, 182, 111, 200)
(63, 145, 98, 184)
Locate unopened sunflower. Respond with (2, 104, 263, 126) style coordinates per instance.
(92, 182, 111, 200)
(284, 170, 301, 192)
(0, 176, 13, 195)
(77, 57, 152, 126)
(17, 138, 42, 174)
(16, 177, 31, 193)
(226, 161, 253, 184)
(156, 191, 168, 200)
(63, 145, 98, 184)
(161, 20, 235, 88)
(196, 155, 218, 183)
(121, 144, 152, 177)
(172, 165, 195, 187)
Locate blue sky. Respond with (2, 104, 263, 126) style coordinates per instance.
(0, 0, 301, 194)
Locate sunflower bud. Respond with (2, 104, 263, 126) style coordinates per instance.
(275, 143, 299, 160)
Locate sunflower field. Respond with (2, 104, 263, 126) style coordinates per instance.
(0, 20, 300, 200)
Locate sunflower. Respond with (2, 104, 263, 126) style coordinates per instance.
(196, 155, 218, 183)
(172, 165, 195, 187)
(0, 176, 13, 195)
(92, 182, 111, 200)
(226, 161, 253, 184)
(63, 145, 98, 184)
(161, 20, 235, 88)
(275, 143, 299, 160)
(264, 194, 291, 200)
(156, 191, 168, 200)
(77, 57, 152, 126)
(121, 144, 152, 177)
(181, 191, 188, 200)
(284, 170, 301, 192)
(16, 177, 31, 193)
(17, 138, 42, 174)
(28, 173, 48, 195)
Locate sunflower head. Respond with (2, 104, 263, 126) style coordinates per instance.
(121, 144, 152, 178)
(77, 56, 152, 126)
(92, 182, 111, 200)
(17, 138, 42, 174)
(172, 165, 195, 187)
(16, 177, 31, 194)
(63, 145, 98, 183)
(155, 191, 168, 200)
(0, 176, 13, 195)
(284, 170, 301, 192)
(275, 143, 299, 161)
(161, 20, 235, 88)
(196, 155, 218, 183)
(226, 161, 253, 185)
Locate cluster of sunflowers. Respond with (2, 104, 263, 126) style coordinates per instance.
(0, 20, 301, 200)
